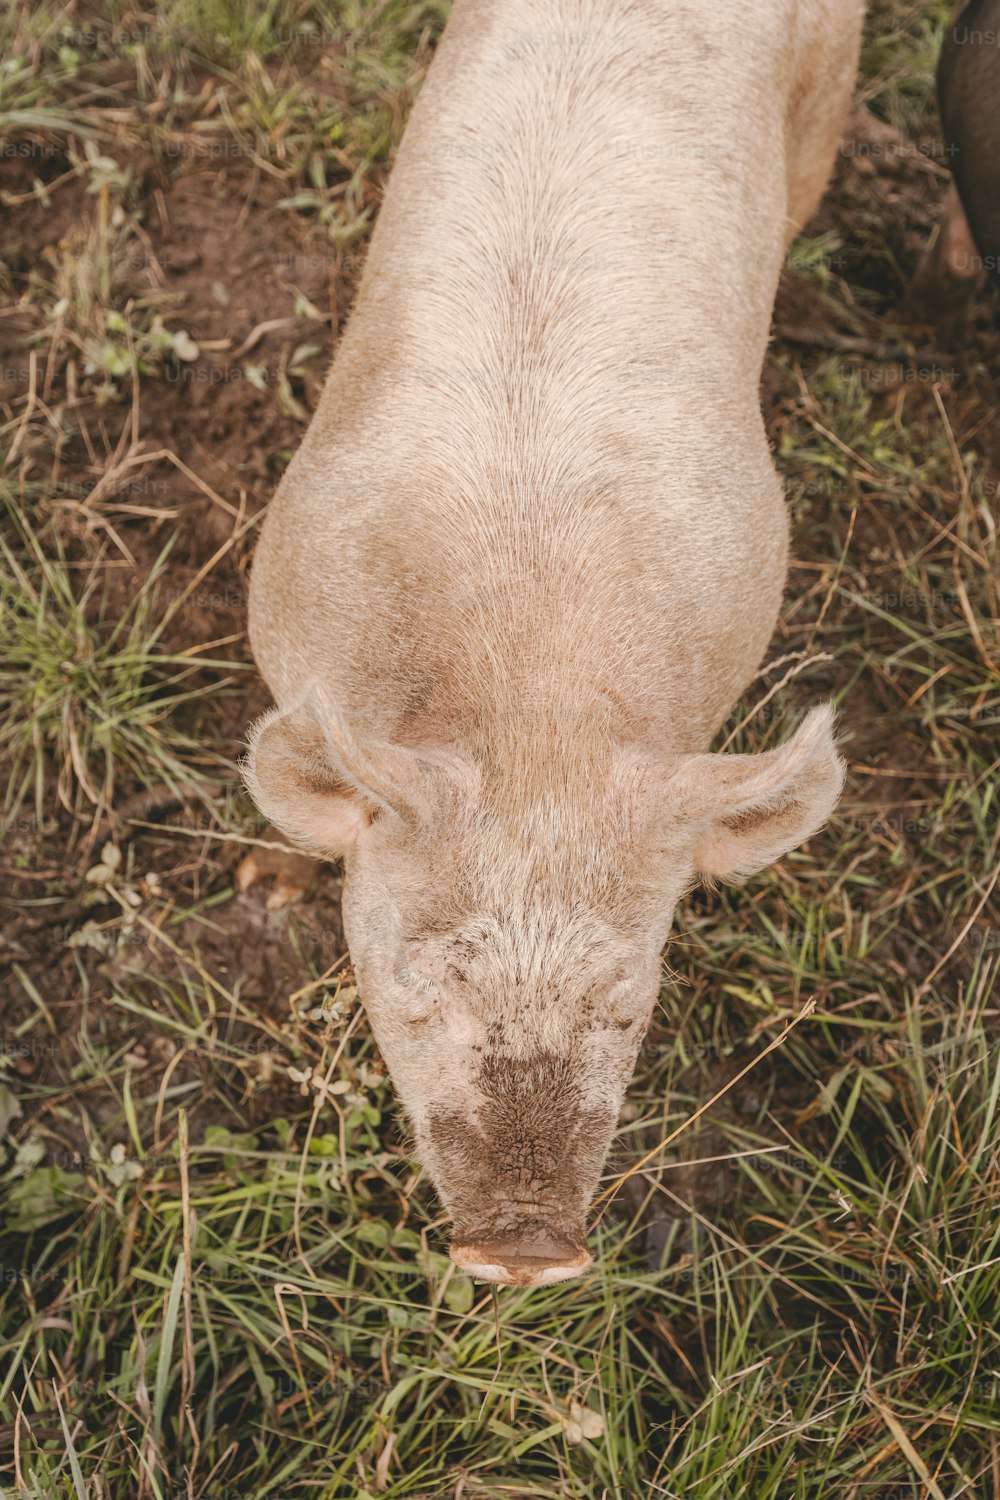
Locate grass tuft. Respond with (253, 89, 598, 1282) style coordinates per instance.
(0, 501, 239, 825)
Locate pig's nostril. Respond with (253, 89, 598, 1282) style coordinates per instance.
(449, 1228, 592, 1287)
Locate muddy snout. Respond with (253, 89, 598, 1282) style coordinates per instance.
(450, 1220, 592, 1287)
(432, 1052, 613, 1287)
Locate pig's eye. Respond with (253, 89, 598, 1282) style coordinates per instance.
(394, 975, 441, 1027)
(392, 951, 443, 1024)
(606, 975, 651, 1029)
(394, 950, 435, 987)
(409, 971, 440, 994)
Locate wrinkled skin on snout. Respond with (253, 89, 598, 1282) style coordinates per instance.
(244, 692, 843, 1287)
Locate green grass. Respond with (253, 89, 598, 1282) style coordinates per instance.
(858, 0, 951, 133)
(0, 502, 240, 826)
(1, 1, 999, 1497)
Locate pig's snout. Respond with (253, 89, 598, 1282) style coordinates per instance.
(430, 1050, 615, 1286)
(450, 1226, 591, 1287)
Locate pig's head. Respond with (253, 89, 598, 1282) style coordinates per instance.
(243, 690, 843, 1286)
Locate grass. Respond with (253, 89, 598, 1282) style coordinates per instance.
(858, 0, 951, 133)
(1, 1, 999, 1497)
(0, 502, 239, 827)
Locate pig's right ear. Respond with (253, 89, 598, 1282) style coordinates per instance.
(241, 689, 463, 858)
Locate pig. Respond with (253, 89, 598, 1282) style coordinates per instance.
(919, 0, 1000, 305)
(243, 0, 863, 1287)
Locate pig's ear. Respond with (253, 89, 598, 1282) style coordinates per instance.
(241, 688, 466, 858)
(669, 705, 845, 883)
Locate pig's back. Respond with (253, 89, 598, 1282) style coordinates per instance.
(249, 0, 859, 750)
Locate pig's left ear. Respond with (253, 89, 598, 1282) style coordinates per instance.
(242, 687, 473, 858)
(668, 705, 845, 882)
